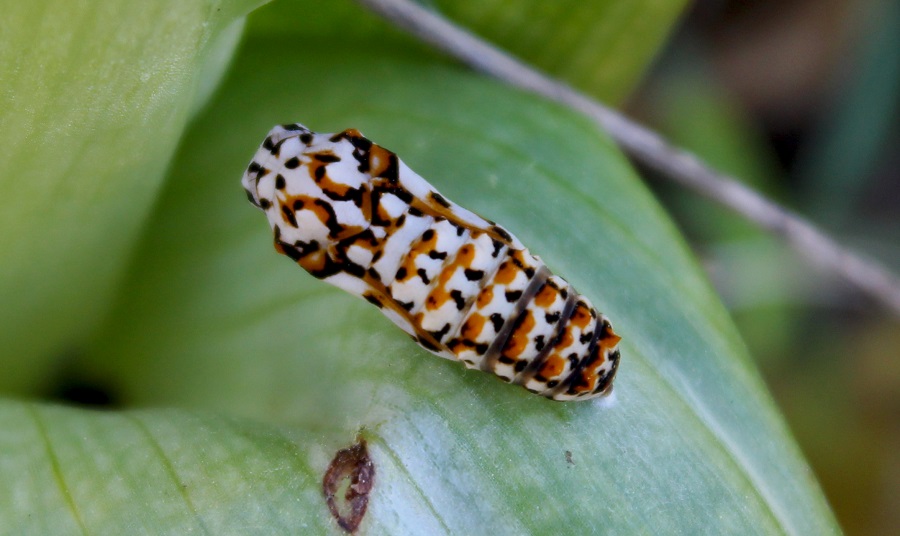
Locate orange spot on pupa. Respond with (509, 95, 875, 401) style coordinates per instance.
(539, 354, 566, 379)
(476, 286, 494, 308)
(493, 261, 518, 285)
(460, 313, 485, 340)
(534, 283, 558, 308)
(570, 303, 592, 328)
(503, 311, 535, 358)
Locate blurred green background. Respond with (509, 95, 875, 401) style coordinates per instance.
(634, 1, 899, 534)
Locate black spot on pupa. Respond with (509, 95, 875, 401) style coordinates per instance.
(430, 192, 451, 208)
(428, 250, 448, 260)
(363, 293, 383, 308)
(323, 437, 375, 534)
(284, 157, 301, 169)
(429, 323, 451, 341)
(535, 335, 546, 351)
(394, 188, 413, 204)
(395, 267, 408, 280)
(315, 152, 341, 163)
(282, 205, 298, 227)
(277, 240, 303, 261)
(417, 268, 430, 284)
(408, 206, 423, 217)
(381, 154, 400, 183)
(299, 132, 314, 145)
(489, 313, 504, 332)
(491, 225, 513, 243)
(267, 137, 288, 157)
(545, 311, 561, 324)
(418, 336, 440, 352)
(315, 165, 326, 180)
(464, 269, 484, 281)
(313, 198, 346, 239)
(421, 229, 435, 241)
(275, 174, 286, 189)
(450, 290, 465, 310)
(258, 198, 271, 210)
(342, 262, 366, 278)
(505, 290, 523, 302)
(398, 300, 414, 312)
(514, 360, 528, 373)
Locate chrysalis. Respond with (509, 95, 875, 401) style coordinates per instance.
(242, 124, 621, 401)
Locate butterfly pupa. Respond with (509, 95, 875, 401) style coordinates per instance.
(242, 123, 621, 401)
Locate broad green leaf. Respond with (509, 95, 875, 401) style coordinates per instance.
(242, 0, 690, 104)
(0, 0, 264, 393)
(0, 401, 338, 534)
(60, 25, 836, 536)
(433, 0, 689, 103)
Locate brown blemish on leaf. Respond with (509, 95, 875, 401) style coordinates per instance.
(323, 437, 375, 533)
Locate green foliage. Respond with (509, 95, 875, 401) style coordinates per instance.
(434, 0, 689, 103)
(0, 0, 839, 533)
(0, 0, 263, 392)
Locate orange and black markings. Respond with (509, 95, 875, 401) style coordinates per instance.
(242, 123, 621, 401)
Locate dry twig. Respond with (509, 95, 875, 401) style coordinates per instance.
(355, 0, 900, 317)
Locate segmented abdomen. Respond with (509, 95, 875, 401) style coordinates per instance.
(241, 123, 621, 401)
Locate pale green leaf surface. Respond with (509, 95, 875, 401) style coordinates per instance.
(0, 401, 334, 535)
(0, 0, 264, 393)
(61, 29, 838, 535)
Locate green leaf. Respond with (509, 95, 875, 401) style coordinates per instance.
(63, 18, 834, 536)
(0, 401, 335, 534)
(433, 0, 690, 103)
(0, 0, 263, 393)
